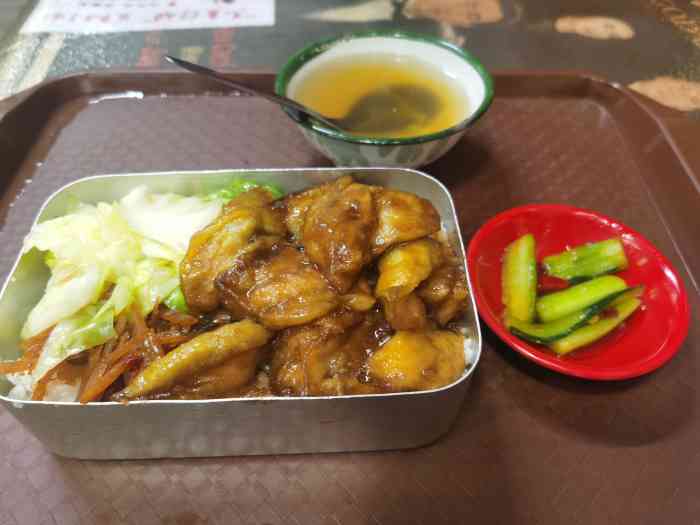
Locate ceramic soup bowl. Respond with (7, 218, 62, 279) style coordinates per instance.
(275, 32, 494, 168)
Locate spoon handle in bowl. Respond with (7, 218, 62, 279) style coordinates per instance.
(165, 56, 343, 132)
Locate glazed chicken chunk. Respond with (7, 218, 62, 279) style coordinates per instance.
(368, 330, 465, 392)
(271, 309, 389, 396)
(283, 177, 442, 290)
(375, 238, 443, 331)
(375, 238, 444, 301)
(115, 319, 270, 400)
(216, 242, 339, 330)
(180, 188, 286, 313)
(294, 178, 376, 293)
(370, 187, 441, 256)
(417, 264, 470, 326)
(284, 175, 354, 240)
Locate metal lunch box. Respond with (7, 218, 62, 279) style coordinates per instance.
(0, 167, 482, 459)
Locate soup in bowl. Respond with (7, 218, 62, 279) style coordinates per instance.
(275, 31, 493, 168)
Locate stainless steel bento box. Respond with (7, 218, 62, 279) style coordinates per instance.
(0, 168, 482, 459)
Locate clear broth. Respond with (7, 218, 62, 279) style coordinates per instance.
(291, 53, 470, 139)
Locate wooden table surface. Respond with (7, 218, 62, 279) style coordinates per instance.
(0, 0, 699, 116)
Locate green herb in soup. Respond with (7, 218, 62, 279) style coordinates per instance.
(291, 53, 470, 138)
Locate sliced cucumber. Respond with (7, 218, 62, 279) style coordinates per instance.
(502, 234, 537, 322)
(507, 287, 629, 345)
(542, 238, 628, 281)
(549, 297, 642, 355)
(536, 275, 627, 323)
(610, 285, 644, 306)
(508, 308, 600, 345)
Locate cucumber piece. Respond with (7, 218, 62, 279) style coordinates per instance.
(502, 234, 537, 322)
(610, 285, 644, 306)
(536, 275, 627, 323)
(549, 297, 642, 355)
(542, 238, 628, 281)
(508, 307, 601, 345)
(507, 287, 629, 344)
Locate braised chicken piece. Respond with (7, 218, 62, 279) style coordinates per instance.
(370, 187, 441, 256)
(180, 188, 287, 313)
(130, 352, 261, 400)
(340, 277, 377, 313)
(283, 176, 375, 293)
(271, 308, 360, 396)
(416, 264, 453, 305)
(271, 309, 389, 396)
(239, 370, 274, 397)
(375, 238, 444, 301)
(180, 188, 286, 313)
(382, 292, 429, 331)
(416, 252, 470, 326)
(368, 330, 465, 392)
(114, 319, 270, 400)
(298, 181, 376, 293)
(284, 177, 442, 273)
(216, 242, 339, 330)
(373, 238, 442, 331)
(284, 176, 354, 240)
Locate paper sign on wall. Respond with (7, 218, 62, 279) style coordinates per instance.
(21, 0, 275, 35)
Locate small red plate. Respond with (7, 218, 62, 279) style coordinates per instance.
(467, 204, 690, 380)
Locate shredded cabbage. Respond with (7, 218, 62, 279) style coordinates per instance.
(16, 186, 219, 390)
(24, 202, 142, 278)
(11, 180, 284, 394)
(205, 179, 284, 202)
(31, 303, 116, 385)
(21, 265, 105, 340)
(133, 259, 180, 316)
(164, 286, 188, 313)
(20, 201, 139, 339)
(119, 186, 223, 257)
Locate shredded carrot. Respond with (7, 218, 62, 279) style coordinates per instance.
(78, 345, 111, 403)
(115, 312, 128, 336)
(104, 336, 139, 369)
(104, 308, 147, 368)
(31, 378, 48, 401)
(0, 358, 37, 374)
(130, 306, 149, 343)
(124, 333, 164, 385)
(78, 307, 154, 403)
(160, 309, 199, 328)
(79, 354, 140, 403)
(0, 327, 53, 374)
(17, 304, 203, 402)
(145, 333, 164, 359)
(154, 332, 193, 347)
(76, 345, 104, 401)
(21, 327, 53, 353)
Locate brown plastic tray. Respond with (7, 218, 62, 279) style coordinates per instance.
(0, 71, 698, 525)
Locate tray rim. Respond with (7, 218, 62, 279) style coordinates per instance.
(0, 166, 483, 406)
(0, 68, 691, 127)
(1, 69, 696, 195)
(0, 67, 690, 110)
(1, 69, 696, 215)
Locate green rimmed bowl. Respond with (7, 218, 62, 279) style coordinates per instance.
(275, 31, 494, 168)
